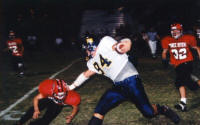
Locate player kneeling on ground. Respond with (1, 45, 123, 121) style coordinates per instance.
(14, 79, 81, 125)
(68, 36, 180, 125)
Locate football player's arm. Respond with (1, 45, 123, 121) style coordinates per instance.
(162, 49, 168, 60)
(192, 46, 200, 59)
(18, 43, 24, 54)
(32, 93, 45, 119)
(69, 70, 96, 90)
(162, 49, 169, 68)
(66, 105, 79, 124)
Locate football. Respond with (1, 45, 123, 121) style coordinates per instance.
(116, 43, 124, 54)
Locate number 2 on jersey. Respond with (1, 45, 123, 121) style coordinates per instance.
(9, 46, 18, 53)
(93, 54, 112, 74)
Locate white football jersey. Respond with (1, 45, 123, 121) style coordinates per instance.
(87, 36, 131, 81)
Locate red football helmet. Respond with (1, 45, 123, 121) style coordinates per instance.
(170, 23, 183, 39)
(39, 79, 68, 100)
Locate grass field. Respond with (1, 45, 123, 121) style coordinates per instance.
(1, 50, 200, 125)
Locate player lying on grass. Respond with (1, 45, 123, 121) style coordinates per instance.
(14, 79, 81, 125)
(68, 36, 180, 125)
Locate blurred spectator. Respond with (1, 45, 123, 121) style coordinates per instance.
(54, 35, 64, 53)
(147, 27, 160, 59)
(26, 34, 37, 56)
(139, 31, 150, 56)
(5, 30, 25, 77)
(196, 28, 200, 40)
(141, 31, 149, 41)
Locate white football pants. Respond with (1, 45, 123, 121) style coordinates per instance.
(148, 40, 157, 55)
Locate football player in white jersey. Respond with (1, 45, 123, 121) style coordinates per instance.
(68, 36, 180, 125)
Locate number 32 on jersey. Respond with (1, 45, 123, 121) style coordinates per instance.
(93, 54, 112, 74)
(171, 48, 187, 60)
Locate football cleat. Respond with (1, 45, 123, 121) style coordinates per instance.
(157, 104, 180, 124)
(174, 101, 187, 112)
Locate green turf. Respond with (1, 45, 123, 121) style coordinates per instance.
(1, 52, 200, 125)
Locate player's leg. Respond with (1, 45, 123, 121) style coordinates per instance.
(190, 74, 200, 89)
(148, 40, 154, 56)
(14, 98, 50, 125)
(12, 56, 18, 72)
(151, 40, 157, 58)
(88, 88, 126, 125)
(125, 76, 156, 117)
(17, 56, 24, 77)
(191, 74, 200, 86)
(175, 86, 187, 111)
(29, 99, 63, 125)
(126, 76, 180, 124)
(174, 62, 194, 111)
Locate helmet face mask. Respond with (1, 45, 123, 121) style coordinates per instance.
(53, 79, 68, 100)
(53, 92, 66, 100)
(171, 29, 182, 39)
(85, 37, 97, 59)
(170, 23, 183, 39)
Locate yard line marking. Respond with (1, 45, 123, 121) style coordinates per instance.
(0, 58, 81, 117)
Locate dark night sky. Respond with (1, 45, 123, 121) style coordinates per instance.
(0, 0, 200, 41)
(2, 0, 200, 22)
(2, 0, 199, 23)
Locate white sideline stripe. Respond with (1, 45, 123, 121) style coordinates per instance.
(0, 58, 81, 117)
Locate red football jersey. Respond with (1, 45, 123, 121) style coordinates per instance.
(161, 34, 197, 67)
(7, 38, 24, 57)
(39, 79, 81, 106)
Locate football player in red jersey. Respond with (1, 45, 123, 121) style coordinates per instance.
(161, 23, 200, 112)
(6, 30, 25, 77)
(14, 79, 81, 125)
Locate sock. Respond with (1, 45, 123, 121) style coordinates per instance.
(181, 98, 186, 104)
(88, 116, 103, 125)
